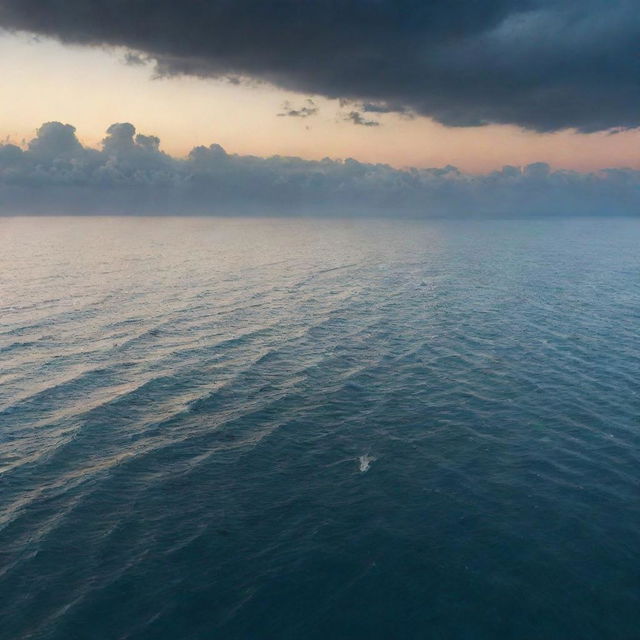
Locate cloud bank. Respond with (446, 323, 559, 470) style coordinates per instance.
(1, 1, 639, 133)
(0, 121, 639, 217)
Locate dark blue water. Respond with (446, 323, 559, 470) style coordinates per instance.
(1, 216, 639, 639)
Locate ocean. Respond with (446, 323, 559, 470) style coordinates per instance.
(1, 216, 639, 639)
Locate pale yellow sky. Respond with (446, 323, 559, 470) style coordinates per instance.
(1, 31, 639, 173)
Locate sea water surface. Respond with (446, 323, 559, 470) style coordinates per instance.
(1, 216, 639, 639)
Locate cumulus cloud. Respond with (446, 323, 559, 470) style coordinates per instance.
(1, 121, 640, 217)
(27, 122, 83, 158)
(1, 1, 639, 132)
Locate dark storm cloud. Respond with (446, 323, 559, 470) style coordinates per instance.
(1, 1, 639, 132)
(1, 122, 639, 217)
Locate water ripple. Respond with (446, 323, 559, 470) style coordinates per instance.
(1, 217, 640, 640)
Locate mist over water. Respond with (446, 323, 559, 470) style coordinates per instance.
(1, 216, 640, 639)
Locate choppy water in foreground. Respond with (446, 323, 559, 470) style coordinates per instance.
(1, 216, 639, 640)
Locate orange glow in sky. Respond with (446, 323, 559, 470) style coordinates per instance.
(2, 32, 639, 173)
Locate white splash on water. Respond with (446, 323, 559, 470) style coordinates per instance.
(359, 454, 376, 473)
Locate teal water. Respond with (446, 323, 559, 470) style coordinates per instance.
(1, 216, 639, 639)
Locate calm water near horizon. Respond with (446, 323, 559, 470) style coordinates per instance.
(1, 216, 639, 639)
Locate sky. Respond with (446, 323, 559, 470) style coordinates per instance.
(0, 0, 639, 217)
(0, 0, 639, 174)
